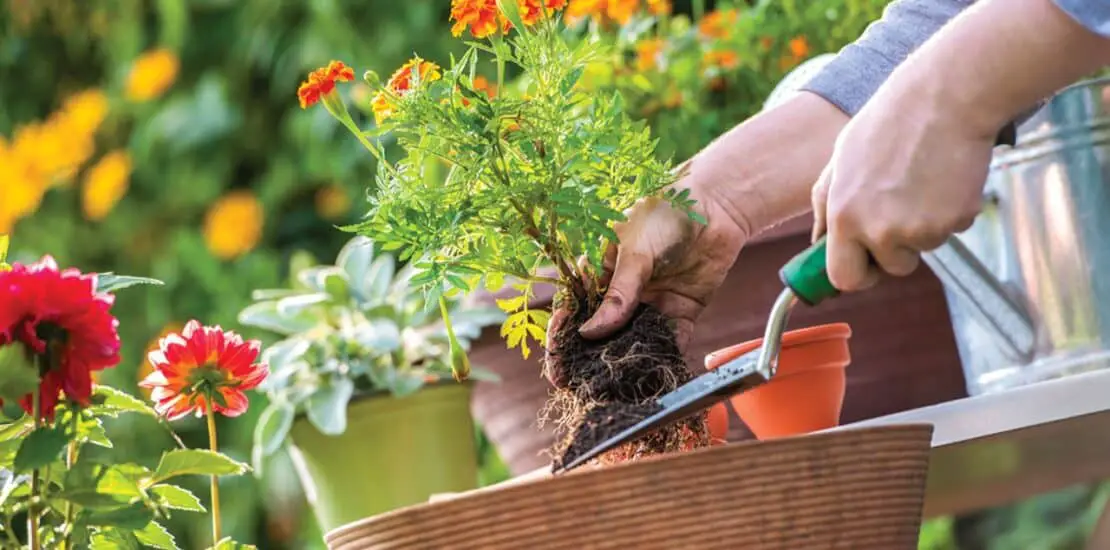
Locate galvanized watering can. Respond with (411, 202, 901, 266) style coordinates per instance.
(766, 57, 1110, 396)
(947, 76, 1110, 394)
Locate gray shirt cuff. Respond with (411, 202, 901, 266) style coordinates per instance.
(1053, 0, 1110, 37)
(800, 0, 974, 117)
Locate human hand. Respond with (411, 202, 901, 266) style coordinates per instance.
(809, 82, 995, 292)
(540, 93, 849, 372)
(567, 174, 752, 352)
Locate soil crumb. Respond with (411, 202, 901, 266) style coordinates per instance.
(543, 295, 710, 471)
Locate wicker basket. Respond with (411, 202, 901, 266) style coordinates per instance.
(325, 424, 934, 549)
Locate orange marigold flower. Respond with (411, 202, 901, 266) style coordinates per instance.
(788, 36, 811, 60)
(371, 56, 443, 124)
(140, 320, 268, 420)
(703, 49, 739, 70)
(698, 8, 739, 40)
(520, 0, 568, 25)
(569, 0, 641, 25)
(297, 60, 356, 109)
(646, 0, 671, 15)
(451, 0, 507, 38)
(605, 0, 638, 24)
(473, 75, 497, 98)
(635, 38, 665, 72)
(566, 0, 604, 21)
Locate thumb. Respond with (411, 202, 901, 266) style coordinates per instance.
(810, 163, 833, 243)
(579, 248, 652, 339)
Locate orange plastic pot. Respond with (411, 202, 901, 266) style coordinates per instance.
(705, 323, 852, 440)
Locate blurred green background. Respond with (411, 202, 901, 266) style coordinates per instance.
(1, 1, 1107, 548)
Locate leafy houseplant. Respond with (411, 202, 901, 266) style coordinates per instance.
(239, 236, 502, 531)
(299, 0, 712, 469)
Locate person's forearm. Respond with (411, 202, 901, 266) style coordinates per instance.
(690, 92, 848, 237)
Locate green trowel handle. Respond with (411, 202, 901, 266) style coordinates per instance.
(779, 235, 839, 307)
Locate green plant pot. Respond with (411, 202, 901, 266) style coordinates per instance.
(288, 382, 479, 532)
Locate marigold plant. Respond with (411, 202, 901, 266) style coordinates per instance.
(301, 0, 708, 468)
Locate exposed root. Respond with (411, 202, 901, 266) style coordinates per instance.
(542, 295, 711, 471)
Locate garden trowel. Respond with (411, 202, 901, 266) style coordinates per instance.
(555, 234, 1035, 473)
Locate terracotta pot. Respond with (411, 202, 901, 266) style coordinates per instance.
(706, 402, 729, 445)
(325, 424, 934, 550)
(706, 323, 851, 440)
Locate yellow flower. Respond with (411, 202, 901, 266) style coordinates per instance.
(0, 138, 48, 232)
(82, 150, 132, 221)
(60, 89, 109, 135)
(125, 49, 180, 102)
(315, 185, 351, 221)
(203, 190, 264, 260)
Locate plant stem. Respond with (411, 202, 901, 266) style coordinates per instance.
(693, 0, 705, 21)
(205, 407, 222, 544)
(28, 390, 40, 550)
(61, 410, 79, 549)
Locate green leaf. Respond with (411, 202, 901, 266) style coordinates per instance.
(78, 417, 113, 448)
(14, 425, 69, 472)
(254, 403, 294, 458)
(0, 343, 39, 403)
(81, 501, 156, 530)
(90, 527, 142, 550)
(276, 293, 331, 316)
(336, 236, 375, 287)
(306, 377, 354, 436)
(135, 521, 178, 550)
(150, 484, 205, 512)
(212, 537, 258, 550)
(149, 449, 250, 485)
(60, 463, 143, 509)
(95, 273, 165, 294)
(0, 469, 27, 507)
(89, 385, 158, 418)
(237, 301, 317, 336)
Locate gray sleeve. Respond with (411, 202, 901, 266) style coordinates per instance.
(799, 0, 975, 117)
(1053, 0, 1110, 37)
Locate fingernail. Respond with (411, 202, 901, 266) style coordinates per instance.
(579, 317, 600, 335)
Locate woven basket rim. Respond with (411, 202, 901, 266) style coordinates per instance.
(327, 422, 934, 545)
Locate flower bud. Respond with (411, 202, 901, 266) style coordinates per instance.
(363, 70, 381, 88)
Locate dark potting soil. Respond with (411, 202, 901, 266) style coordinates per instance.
(544, 296, 710, 470)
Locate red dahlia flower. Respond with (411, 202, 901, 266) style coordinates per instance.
(140, 320, 268, 420)
(0, 256, 121, 420)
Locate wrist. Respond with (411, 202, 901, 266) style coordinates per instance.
(687, 92, 849, 238)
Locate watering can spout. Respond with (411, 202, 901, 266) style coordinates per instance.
(920, 237, 1037, 362)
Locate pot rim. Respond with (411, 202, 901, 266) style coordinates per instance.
(704, 322, 852, 370)
(290, 379, 474, 424)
